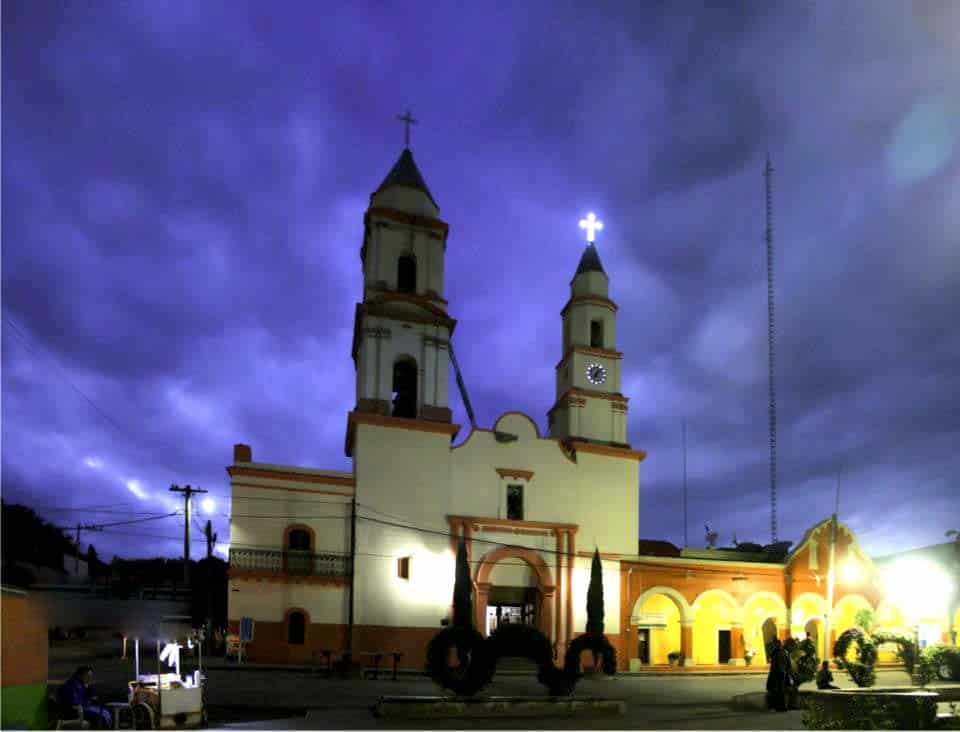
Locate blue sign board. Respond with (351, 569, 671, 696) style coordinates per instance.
(240, 617, 255, 642)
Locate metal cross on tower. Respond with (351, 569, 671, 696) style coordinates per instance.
(579, 212, 603, 243)
(397, 110, 418, 148)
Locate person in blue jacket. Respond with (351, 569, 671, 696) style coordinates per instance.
(57, 666, 113, 729)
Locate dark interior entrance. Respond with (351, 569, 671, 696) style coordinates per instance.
(718, 629, 732, 664)
(637, 628, 650, 664)
(487, 586, 539, 634)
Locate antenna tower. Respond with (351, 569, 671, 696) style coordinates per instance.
(765, 155, 778, 544)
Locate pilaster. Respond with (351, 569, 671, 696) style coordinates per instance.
(681, 622, 695, 665)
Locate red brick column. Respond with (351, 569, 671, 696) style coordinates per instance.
(681, 622, 694, 665)
(730, 624, 745, 665)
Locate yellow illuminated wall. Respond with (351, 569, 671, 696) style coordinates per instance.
(639, 594, 681, 665)
(692, 592, 738, 665)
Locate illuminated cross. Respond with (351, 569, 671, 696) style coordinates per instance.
(579, 212, 604, 243)
(397, 110, 418, 148)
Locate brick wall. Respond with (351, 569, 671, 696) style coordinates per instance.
(1, 588, 48, 688)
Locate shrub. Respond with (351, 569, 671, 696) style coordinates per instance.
(801, 694, 937, 730)
(918, 644, 960, 685)
(667, 650, 683, 664)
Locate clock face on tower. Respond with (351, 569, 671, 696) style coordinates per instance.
(586, 362, 607, 385)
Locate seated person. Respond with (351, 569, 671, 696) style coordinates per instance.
(57, 666, 113, 729)
(816, 660, 839, 690)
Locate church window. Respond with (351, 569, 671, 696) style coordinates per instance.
(397, 254, 416, 293)
(397, 556, 411, 580)
(392, 357, 418, 419)
(287, 611, 306, 645)
(506, 484, 524, 521)
(287, 528, 311, 551)
(590, 320, 604, 349)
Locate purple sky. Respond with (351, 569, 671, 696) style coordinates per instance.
(3, 1, 959, 562)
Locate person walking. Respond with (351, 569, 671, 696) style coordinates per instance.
(765, 639, 789, 712)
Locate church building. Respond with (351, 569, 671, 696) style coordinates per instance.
(226, 143, 958, 670)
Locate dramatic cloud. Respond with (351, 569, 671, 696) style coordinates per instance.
(3, 0, 958, 560)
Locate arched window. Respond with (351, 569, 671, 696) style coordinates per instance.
(287, 611, 306, 645)
(397, 254, 416, 293)
(391, 357, 418, 419)
(590, 319, 604, 348)
(287, 529, 311, 551)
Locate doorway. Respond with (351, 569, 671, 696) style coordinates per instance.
(718, 629, 732, 664)
(486, 586, 538, 635)
(637, 628, 650, 664)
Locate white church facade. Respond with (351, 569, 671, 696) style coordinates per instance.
(226, 145, 958, 670)
(226, 144, 645, 667)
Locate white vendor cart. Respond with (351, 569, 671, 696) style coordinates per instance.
(127, 635, 206, 729)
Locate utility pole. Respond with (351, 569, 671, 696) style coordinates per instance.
(169, 484, 206, 585)
(73, 524, 103, 576)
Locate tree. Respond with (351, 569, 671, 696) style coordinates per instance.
(586, 548, 604, 634)
(854, 608, 876, 634)
(453, 537, 473, 629)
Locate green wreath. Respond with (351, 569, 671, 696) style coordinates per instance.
(833, 627, 877, 687)
(871, 631, 918, 676)
(564, 632, 617, 677)
(425, 625, 495, 696)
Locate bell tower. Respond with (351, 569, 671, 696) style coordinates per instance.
(348, 133, 455, 442)
(548, 214, 630, 446)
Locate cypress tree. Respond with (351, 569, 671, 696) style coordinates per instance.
(453, 537, 474, 629)
(586, 547, 605, 634)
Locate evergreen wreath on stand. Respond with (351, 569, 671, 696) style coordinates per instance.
(833, 627, 878, 688)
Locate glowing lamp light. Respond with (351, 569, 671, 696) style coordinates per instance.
(578, 212, 604, 243)
(200, 497, 216, 515)
(881, 559, 953, 619)
(840, 558, 863, 585)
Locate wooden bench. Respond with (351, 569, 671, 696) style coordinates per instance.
(311, 649, 338, 676)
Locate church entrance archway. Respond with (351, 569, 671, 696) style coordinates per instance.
(475, 546, 555, 643)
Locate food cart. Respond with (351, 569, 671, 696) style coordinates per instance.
(127, 634, 206, 729)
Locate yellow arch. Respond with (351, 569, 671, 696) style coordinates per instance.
(692, 588, 743, 623)
(834, 593, 874, 614)
(793, 592, 828, 614)
(743, 590, 788, 619)
(632, 586, 693, 624)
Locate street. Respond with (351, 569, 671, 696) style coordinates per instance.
(52, 644, 947, 730)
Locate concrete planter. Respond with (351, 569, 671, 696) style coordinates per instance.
(804, 688, 939, 730)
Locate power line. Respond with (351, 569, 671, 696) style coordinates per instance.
(55, 512, 180, 531)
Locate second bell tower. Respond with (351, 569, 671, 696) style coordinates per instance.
(548, 216, 630, 446)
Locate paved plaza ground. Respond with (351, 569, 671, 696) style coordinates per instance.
(49, 644, 954, 730)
